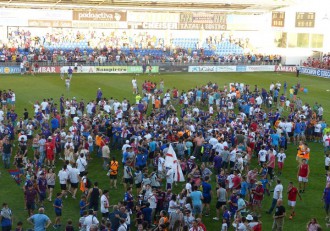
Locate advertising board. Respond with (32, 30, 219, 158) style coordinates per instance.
(245, 65, 275, 72)
(73, 11, 126, 21)
(188, 66, 236, 73)
(94, 66, 160, 74)
(0, 66, 20, 74)
(275, 65, 296, 72)
(300, 67, 330, 78)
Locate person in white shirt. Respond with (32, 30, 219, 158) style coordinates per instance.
(100, 190, 110, 218)
(258, 146, 267, 165)
(69, 163, 80, 199)
(277, 148, 286, 176)
(267, 179, 283, 214)
(77, 153, 88, 177)
(325, 154, 330, 175)
(132, 78, 137, 94)
(166, 167, 174, 190)
(58, 165, 69, 198)
(314, 122, 322, 142)
(83, 210, 99, 231)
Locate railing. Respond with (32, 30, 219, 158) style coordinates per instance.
(0, 59, 281, 67)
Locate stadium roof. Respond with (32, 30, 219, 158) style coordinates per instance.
(0, 0, 297, 13)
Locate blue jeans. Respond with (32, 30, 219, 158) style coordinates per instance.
(2, 153, 11, 169)
(268, 198, 278, 213)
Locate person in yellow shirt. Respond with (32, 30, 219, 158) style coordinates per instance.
(135, 93, 141, 104)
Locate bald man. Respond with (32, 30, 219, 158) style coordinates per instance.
(27, 207, 52, 231)
(272, 199, 286, 231)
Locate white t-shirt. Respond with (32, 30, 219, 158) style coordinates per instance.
(58, 170, 68, 184)
(69, 167, 80, 184)
(325, 156, 330, 167)
(273, 184, 283, 199)
(0, 110, 4, 121)
(132, 79, 137, 87)
(100, 194, 109, 213)
(83, 215, 99, 231)
(258, 150, 267, 162)
(77, 157, 87, 173)
(158, 157, 165, 172)
(277, 153, 286, 163)
(166, 169, 174, 183)
(185, 182, 192, 195)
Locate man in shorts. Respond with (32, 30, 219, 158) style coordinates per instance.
(45, 136, 55, 168)
(287, 182, 302, 220)
(53, 192, 63, 229)
(251, 181, 264, 217)
(190, 186, 203, 218)
(298, 159, 310, 193)
(58, 165, 69, 198)
(213, 183, 227, 221)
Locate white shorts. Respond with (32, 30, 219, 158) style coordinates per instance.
(298, 176, 308, 182)
(288, 200, 296, 207)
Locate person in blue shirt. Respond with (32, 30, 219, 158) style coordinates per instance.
(270, 132, 280, 151)
(53, 193, 63, 229)
(294, 120, 302, 144)
(142, 202, 152, 227)
(50, 116, 59, 133)
(202, 176, 212, 216)
(279, 133, 287, 150)
(260, 174, 270, 196)
(201, 142, 212, 163)
(79, 195, 88, 217)
(27, 207, 51, 231)
(240, 176, 249, 199)
(68, 67, 73, 79)
(148, 138, 157, 165)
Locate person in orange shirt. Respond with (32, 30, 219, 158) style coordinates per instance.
(154, 98, 160, 111)
(296, 141, 307, 163)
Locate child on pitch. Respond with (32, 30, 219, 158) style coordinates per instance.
(53, 192, 63, 229)
(65, 77, 71, 91)
(277, 148, 287, 176)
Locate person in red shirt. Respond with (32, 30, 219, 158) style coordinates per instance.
(45, 136, 55, 167)
(287, 181, 302, 220)
(298, 159, 310, 193)
(232, 171, 241, 191)
(251, 181, 264, 217)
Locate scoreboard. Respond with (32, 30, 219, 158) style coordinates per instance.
(295, 12, 315, 28)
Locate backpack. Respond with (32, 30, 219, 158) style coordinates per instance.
(110, 161, 119, 175)
(85, 178, 92, 188)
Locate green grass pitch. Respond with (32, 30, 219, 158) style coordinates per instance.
(0, 71, 329, 230)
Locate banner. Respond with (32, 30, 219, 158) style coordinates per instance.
(127, 12, 180, 23)
(73, 10, 126, 21)
(236, 66, 246, 72)
(95, 66, 128, 73)
(28, 20, 72, 28)
(37, 66, 61, 73)
(127, 66, 159, 73)
(159, 66, 188, 73)
(72, 21, 127, 29)
(275, 65, 297, 72)
(245, 65, 275, 72)
(0, 66, 20, 74)
(300, 67, 330, 78)
(188, 66, 236, 73)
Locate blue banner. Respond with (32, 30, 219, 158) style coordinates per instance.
(0, 66, 21, 74)
(300, 67, 330, 78)
(236, 66, 246, 72)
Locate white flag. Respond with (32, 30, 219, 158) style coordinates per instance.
(165, 144, 185, 182)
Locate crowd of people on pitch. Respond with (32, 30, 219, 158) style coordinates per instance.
(1, 77, 330, 231)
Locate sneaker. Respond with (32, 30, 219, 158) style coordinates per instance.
(53, 225, 58, 229)
(72, 196, 76, 199)
(59, 157, 63, 160)
(213, 217, 219, 221)
(205, 213, 209, 217)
